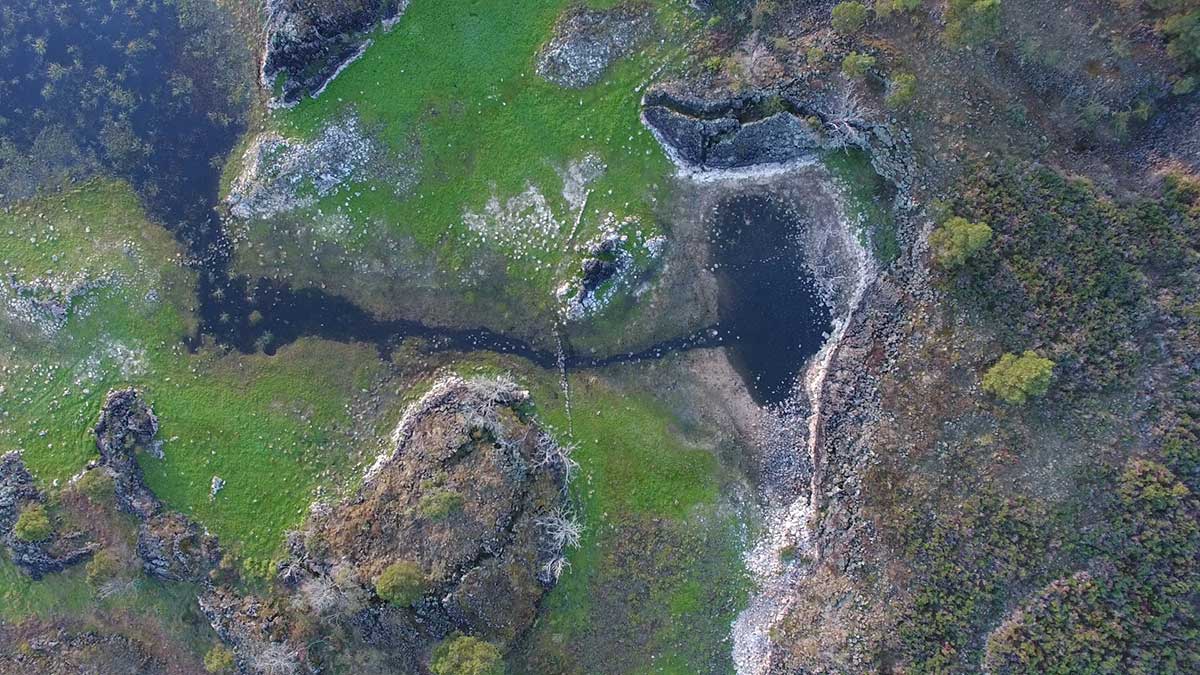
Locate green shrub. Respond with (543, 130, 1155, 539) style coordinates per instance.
(841, 52, 877, 78)
(431, 635, 504, 675)
(806, 46, 826, 65)
(831, 2, 869, 34)
(886, 72, 918, 107)
(85, 549, 123, 586)
(877, 0, 922, 16)
(1174, 75, 1197, 95)
(1163, 10, 1200, 69)
(203, 645, 236, 673)
(945, 0, 1001, 45)
(75, 470, 114, 503)
(419, 489, 464, 521)
(983, 459, 1199, 673)
(982, 351, 1055, 405)
(13, 503, 53, 542)
(929, 216, 992, 267)
(375, 561, 426, 606)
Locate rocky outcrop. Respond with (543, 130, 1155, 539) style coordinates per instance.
(0, 626, 168, 675)
(89, 389, 219, 582)
(642, 89, 824, 171)
(641, 83, 915, 192)
(308, 376, 573, 640)
(0, 452, 98, 580)
(201, 376, 577, 673)
(536, 3, 654, 89)
(557, 229, 655, 322)
(261, 0, 408, 107)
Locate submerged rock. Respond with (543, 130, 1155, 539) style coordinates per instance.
(261, 0, 409, 107)
(536, 3, 655, 89)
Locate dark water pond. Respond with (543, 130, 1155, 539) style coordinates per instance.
(712, 194, 832, 406)
(5, 2, 831, 403)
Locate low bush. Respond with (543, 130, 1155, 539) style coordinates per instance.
(841, 52, 877, 78)
(431, 635, 504, 675)
(204, 645, 236, 673)
(12, 503, 52, 542)
(886, 73, 918, 108)
(929, 216, 991, 267)
(831, 2, 870, 34)
(375, 561, 425, 606)
(982, 351, 1055, 405)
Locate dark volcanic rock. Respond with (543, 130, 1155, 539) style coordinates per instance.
(137, 511, 221, 583)
(0, 452, 98, 580)
(94, 388, 161, 519)
(90, 388, 219, 582)
(642, 90, 822, 170)
(0, 626, 168, 675)
(262, 0, 407, 106)
(536, 3, 655, 89)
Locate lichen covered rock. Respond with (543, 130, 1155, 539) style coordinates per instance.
(536, 3, 654, 89)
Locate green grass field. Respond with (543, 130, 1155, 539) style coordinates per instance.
(457, 356, 751, 673)
(233, 0, 698, 328)
(0, 181, 389, 567)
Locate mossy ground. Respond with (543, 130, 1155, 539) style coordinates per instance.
(824, 148, 899, 264)
(232, 0, 701, 336)
(0, 180, 390, 567)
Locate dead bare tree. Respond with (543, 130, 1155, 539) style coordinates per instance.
(249, 641, 299, 675)
(826, 84, 869, 150)
(537, 506, 583, 550)
(533, 430, 579, 487)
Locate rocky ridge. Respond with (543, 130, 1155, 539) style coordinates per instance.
(261, 0, 409, 107)
(641, 81, 915, 195)
(202, 375, 578, 673)
(85, 388, 220, 582)
(0, 452, 98, 580)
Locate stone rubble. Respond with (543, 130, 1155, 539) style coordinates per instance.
(536, 4, 655, 89)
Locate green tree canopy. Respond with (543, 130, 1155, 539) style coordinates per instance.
(203, 645, 236, 674)
(982, 351, 1055, 404)
(887, 73, 918, 107)
(945, 0, 1001, 45)
(930, 216, 992, 267)
(841, 52, 877, 78)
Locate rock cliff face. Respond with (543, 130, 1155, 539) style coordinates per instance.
(89, 388, 219, 582)
(261, 0, 408, 107)
(0, 452, 98, 580)
(641, 82, 914, 192)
